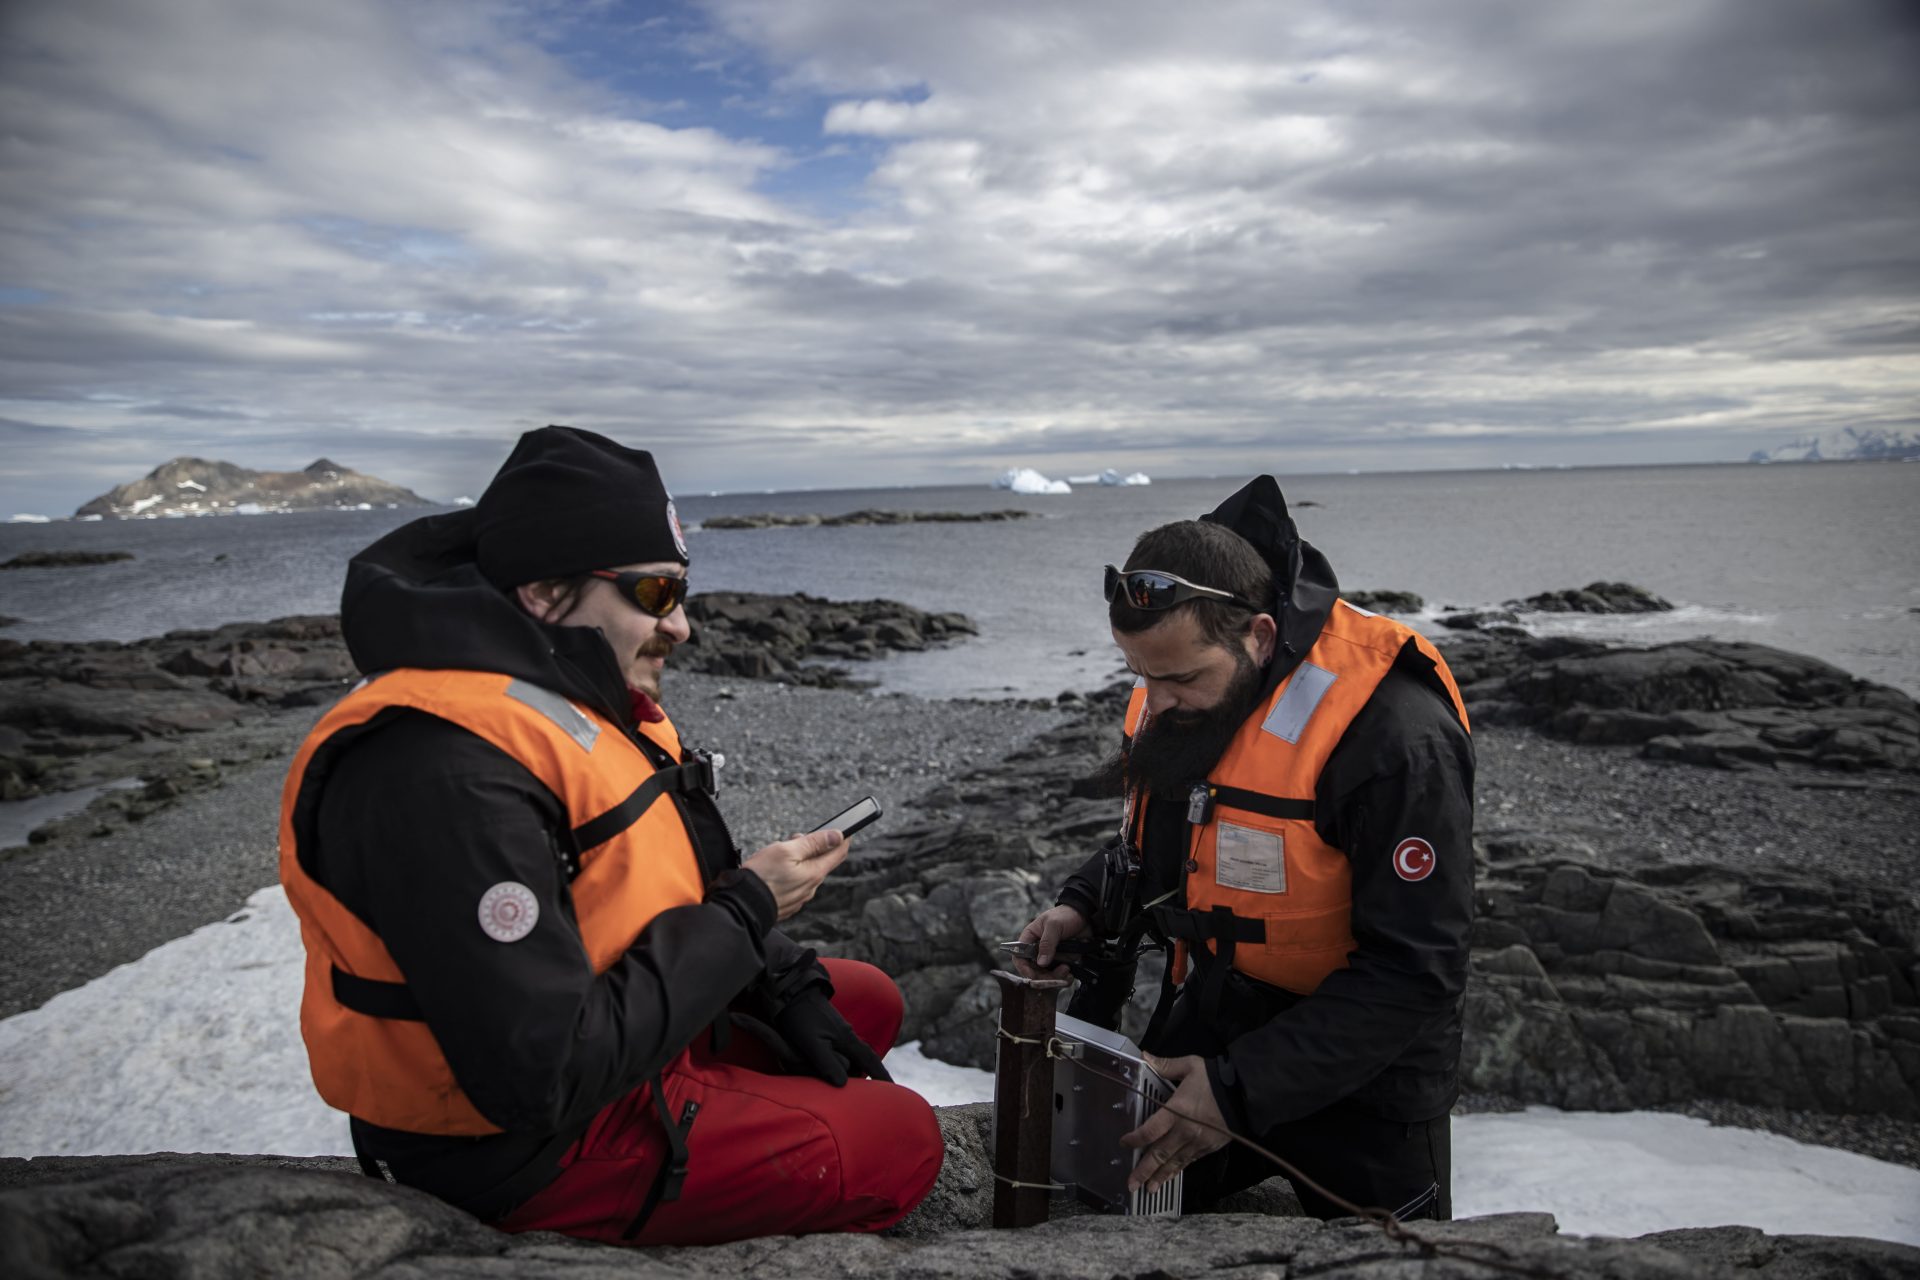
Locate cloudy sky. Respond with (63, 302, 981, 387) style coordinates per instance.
(2, 0, 1917, 512)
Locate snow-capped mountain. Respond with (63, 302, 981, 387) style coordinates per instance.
(1749, 427, 1920, 463)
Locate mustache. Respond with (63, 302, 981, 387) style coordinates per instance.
(637, 636, 676, 659)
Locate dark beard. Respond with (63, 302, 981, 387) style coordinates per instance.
(1086, 647, 1267, 800)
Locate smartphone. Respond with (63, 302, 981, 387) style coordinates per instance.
(811, 795, 882, 839)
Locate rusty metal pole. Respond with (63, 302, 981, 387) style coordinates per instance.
(990, 970, 1069, 1228)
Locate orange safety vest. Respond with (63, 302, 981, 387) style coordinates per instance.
(1124, 600, 1469, 998)
(278, 668, 710, 1135)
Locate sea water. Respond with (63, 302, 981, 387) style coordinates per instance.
(2, 462, 1915, 699)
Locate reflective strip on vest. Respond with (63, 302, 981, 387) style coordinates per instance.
(1261, 661, 1337, 745)
(505, 679, 601, 752)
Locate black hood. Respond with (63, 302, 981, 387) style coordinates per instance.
(340, 508, 635, 728)
(1200, 475, 1340, 693)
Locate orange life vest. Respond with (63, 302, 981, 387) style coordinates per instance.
(278, 668, 709, 1135)
(1125, 600, 1469, 998)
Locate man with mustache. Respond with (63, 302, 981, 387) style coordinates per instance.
(1016, 475, 1473, 1222)
(281, 426, 940, 1245)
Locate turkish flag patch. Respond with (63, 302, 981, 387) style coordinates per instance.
(1392, 836, 1437, 882)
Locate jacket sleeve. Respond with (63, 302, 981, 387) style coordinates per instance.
(1209, 665, 1475, 1134)
(1056, 845, 1110, 926)
(313, 710, 779, 1135)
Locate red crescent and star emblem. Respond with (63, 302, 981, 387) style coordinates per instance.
(1392, 836, 1436, 882)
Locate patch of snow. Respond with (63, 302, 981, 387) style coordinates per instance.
(1455, 1108, 1920, 1246)
(4, 891, 1919, 1250)
(452, 496, 476, 507)
(993, 467, 1072, 495)
(8, 513, 51, 523)
(886, 1041, 995, 1107)
(234, 503, 266, 515)
(76, 514, 102, 522)
(127, 494, 165, 515)
(175, 478, 206, 492)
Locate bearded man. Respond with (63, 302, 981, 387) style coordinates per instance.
(1015, 475, 1474, 1221)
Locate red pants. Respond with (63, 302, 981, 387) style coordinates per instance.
(497, 959, 943, 1245)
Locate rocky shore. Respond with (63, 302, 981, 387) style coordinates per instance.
(2, 583, 1918, 1269)
(0, 593, 973, 812)
(5, 1136, 1916, 1279)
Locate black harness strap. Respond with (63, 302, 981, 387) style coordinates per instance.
(1150, 903, 1268, 1030)
(333, 967, 425, 1021)
(1207, 785, 1315, 822)
(623, 1074, 700, 1239)
(570, 757, 715, 854)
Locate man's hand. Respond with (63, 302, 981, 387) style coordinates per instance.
(1012, 904, 1089, 979)
(1120, 1053, 1232, 1193)
(743, 830, 850, 921)
(771, 988, 892, 1088)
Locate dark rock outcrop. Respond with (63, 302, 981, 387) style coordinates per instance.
(1, 551, 133, 570)
(3, 1141, 1912, 1278)
(701, 509, 1031, 530)
(1465, 833, 1920, 1118)
(1508, 582, 1674, 613)
(1443, 631, 1920, 773)
(680, 592, 976, 687)
(0, 595, 977, 817)
(74, 456, 433, 519)
(1342, 589, 1423, 613)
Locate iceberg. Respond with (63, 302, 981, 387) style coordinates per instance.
(1069, 469, 1153, 486)
(8, 513, 52, 523)
(993, 467, 1072, 495)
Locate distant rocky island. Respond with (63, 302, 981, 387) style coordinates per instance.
(74, 457, 433, 519)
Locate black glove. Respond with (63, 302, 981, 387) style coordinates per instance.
(770, 988, 893, 1088)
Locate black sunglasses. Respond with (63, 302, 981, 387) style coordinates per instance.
(590, 569, 689, 618)
(1104, 564, 1259, 612)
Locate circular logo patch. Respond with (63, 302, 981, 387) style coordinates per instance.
(1392, 837, 1437, 882)
(478, 881, 539, 943)
(665, 498, 689, 560)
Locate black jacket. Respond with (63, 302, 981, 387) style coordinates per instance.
(305, 510, 824, 1209)
(1058, 478, 1475, 1133)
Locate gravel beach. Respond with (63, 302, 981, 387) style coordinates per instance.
(3, 660, 1917, 1170)
(0, 672, 1071, 1019)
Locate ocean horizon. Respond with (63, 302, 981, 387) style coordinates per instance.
(3, 460, 1916, 700)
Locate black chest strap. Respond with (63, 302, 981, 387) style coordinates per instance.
(571, 754, 716, 855)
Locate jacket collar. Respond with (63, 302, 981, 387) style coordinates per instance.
(1200, 475, 1340, 698)
(339, 508, 638, 731)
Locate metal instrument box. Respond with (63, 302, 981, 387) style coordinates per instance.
(1048, 1012, 1183, 1216)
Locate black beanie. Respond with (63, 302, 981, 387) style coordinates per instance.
(474, 426, 689, 589)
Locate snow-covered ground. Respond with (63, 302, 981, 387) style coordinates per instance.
(3, 887, 1917, 1246)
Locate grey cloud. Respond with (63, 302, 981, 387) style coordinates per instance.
(3, 0, 1918, 515)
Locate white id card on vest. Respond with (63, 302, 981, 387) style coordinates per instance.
(1214, 821, 1287, 894)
